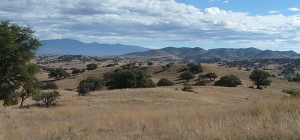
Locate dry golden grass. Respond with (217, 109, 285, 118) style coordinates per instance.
(1, 63, 299, 139)
(0, 87, 299, 140)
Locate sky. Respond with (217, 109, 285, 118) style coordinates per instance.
(1, 0, 300, 52)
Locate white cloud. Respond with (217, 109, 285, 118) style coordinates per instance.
(268, 10, 281, 14)
(288, 7, 300, 12)
(0, 0, 300, 50)
(222, 1, 229, 3)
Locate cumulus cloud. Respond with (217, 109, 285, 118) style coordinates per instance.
(0, 0, 300, 50)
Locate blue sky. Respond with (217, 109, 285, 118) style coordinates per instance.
(1, 0, 300, 52)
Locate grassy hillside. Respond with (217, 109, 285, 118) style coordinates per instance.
(1, 63, 299, 139)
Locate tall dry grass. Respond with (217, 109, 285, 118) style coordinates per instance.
(0, 91, 299, 140)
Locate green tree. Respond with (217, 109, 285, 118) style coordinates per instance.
(0, 21, 41, 107)
(86, 63, 97, 70)
(189, 64, 203, 74)
(157, 78, 174, 86)
(71, 68, 81, 77)
(104, 69, 155, 89)
(180, 71, 195, 81)
(249, 70, 272, 89)
(147, 62, 153, 67)
(204, 73, 218, 81)
(77, 76, 104, 96)
(48, 68, 70, 79)
(32, 91, 60, 107)
(214, 74, 242, 87)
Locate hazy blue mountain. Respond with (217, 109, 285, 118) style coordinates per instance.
(125, 47, 298, 60)
(37, 39, 150, 56)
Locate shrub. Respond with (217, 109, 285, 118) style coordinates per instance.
(214, 74, 242, 87)
(180, 71, 195, 81)
(71, 68, 81, 76)
(292, 76, 300, 82)
(195, 80, 206, 86)
(189, 64, 203, 74)
(282, 89, 300, 97)
(77, 76, 104, 96)
(147, 62, 154, 67)
(157, 78, 175, 86)
(104, 69, 155, 89)
(86, 63, 98, 70)
(204, 73, 218, 81)
(32, 91, 60, 107)
(41, 82, 58, 90)
(182, 82, 193, 92)
(48, 68, 71, 79)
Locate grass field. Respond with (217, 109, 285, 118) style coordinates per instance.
(0, 64, 299, 140)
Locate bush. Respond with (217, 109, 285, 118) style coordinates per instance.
(180, 71, 195, 81)
(282, 89, 300, 97)
(104, 69, 155, 89)
(77, 76, 104, 96)
(71, 68, 81, 76)
(157, 78, 175, 86)
(86, 63, 98, 70)
(214, 74, 242, 87)
(48, 68, 71, 79)
(41, 82, 58, 90)
(189, 64, 203, 74)
(292, 76, 300, 82)
(195, 80, 206, 86)
(182, 82, 193, 92)
(32, 91, 60, 107)
(204, 73, 218, 81)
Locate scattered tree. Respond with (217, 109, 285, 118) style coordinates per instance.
(182, 82, 193, 92)
(48, 68, 71, 79)
(0, 21, 41, 106)
(86, 63, 98, 70)
(71, 68, 81, 77)
(214, 74, 242, 87)
(77, 76, 104, 96)
(32, 91, 60, 107)
(249, 70, 272, 89)
(204, 73, 218, 81)
(104, 69, 155, 89)
(147, 62, 154, 67)
(41, 82, 58, 90)
(189, 64, 203, 74)
(180, 71, 195, 81)
(157, 78, 175, 86)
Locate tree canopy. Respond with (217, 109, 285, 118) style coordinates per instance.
(249, 70, 272, 89)
(0, 21, 41, 106)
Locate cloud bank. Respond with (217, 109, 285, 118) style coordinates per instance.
(0, 0, 300, 50)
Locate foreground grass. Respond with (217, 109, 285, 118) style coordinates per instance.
(0, 89, 299, 140)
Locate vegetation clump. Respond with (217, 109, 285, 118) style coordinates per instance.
(214, 74, 242, 87)
(86, 63, 98, 70)
(249, 70, 272, 89)
(41, 82, 58, 90)
(104, 69, 155, 89)
(48, 68, 71, 79)
(32, 91, 60, 107)
(157, 78, 175, 86)
(182, 82, 193, 92)
(282, 89, 300, 97)
(77, 76, 104, 96)
(188, 63, 203, 74)
(180, 71, 195, 81)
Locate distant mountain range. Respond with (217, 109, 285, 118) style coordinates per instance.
(37, 39, 299, 60)
(125, 47, 299, 60)
(37, 39, 150, 56)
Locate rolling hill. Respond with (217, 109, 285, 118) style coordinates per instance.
(37, 39, 150, 56)
(126, 47, 298, 60)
